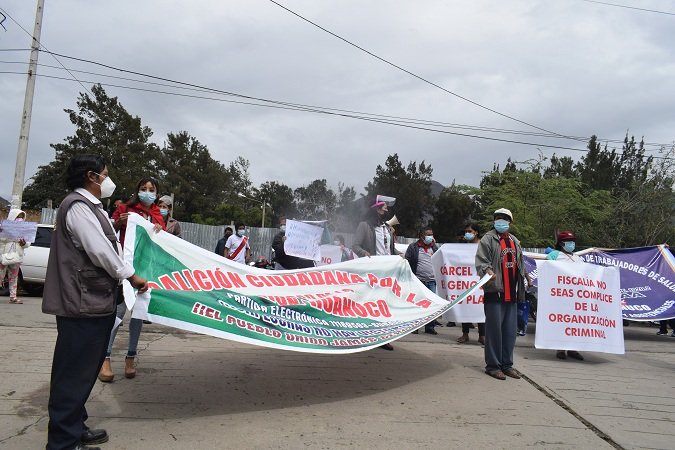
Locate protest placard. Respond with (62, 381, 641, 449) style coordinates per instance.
(0, 220, 38, 243)
(534, 260, 624, 354)
(283, 219, 323, 261)
(317, 244, 343, 266)
(432, 244, 485, 323)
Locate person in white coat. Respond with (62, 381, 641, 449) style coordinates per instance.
(0, 209, 30, 304)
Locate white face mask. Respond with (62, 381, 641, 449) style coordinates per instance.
(94, 173, 116, 198)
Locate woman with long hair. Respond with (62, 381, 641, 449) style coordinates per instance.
(99, 177, 165, 382)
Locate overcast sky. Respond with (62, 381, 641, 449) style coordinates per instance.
(1, 0, 674, 203)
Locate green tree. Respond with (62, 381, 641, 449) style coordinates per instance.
(160, 131, 227, 221)
(431, 182, 478, 243)
(364, 153, 434, 236)
(294, 179, 337, 220)
(256, 181, 297, 225)
(23, 84, 161, 207)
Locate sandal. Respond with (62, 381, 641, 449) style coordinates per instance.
(456, 334, 469, 344)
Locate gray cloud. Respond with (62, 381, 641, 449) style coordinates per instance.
(2, 0, 674, 202)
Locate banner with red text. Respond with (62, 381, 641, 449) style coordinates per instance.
(432, 244, 485, 323)
(124, 214, 489, 353)
(534, 260, 624, 354)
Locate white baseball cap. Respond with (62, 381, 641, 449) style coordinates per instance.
(494, 208, 513, 222)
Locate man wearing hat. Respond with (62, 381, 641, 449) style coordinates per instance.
(475, 208, 529, 380)
(352, 196, 401, 350)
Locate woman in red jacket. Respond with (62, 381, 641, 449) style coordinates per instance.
(111, 177, 165, 246)
(99, 177, 165, 382)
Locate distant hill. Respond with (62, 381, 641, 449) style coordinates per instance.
(430, 180, 444, 197)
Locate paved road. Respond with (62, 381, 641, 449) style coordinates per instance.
(0, 296, 673, 449)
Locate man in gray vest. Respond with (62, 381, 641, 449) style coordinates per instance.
(43, 155, 148, 450)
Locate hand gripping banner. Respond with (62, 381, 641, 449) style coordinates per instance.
(123, 214, 489, 353)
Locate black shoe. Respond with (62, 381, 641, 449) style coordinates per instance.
(143, 320, 152, 324)
(567, 350, 584, 361)
(424, 328, 438, 335)
(74, 444, 101, 450)
(556, 350, 567, 360)
(81, 428, 109, 445)
(380, 343, 394, 351)
(446, 322, 456, 327)
(411, 329, 419, 334)
(433, 320, 443, 326)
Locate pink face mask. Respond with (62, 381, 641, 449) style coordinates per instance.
(16, 218, 24, 222)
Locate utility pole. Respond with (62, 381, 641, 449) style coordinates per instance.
(10, 0, 45, 210)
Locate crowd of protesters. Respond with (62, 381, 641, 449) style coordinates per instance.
(4, 154, 670, 449)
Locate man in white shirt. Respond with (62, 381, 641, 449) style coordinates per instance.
(43, 155, 149, 450)
(224, 222, 252, 264)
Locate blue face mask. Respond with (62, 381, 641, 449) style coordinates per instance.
(563, 241, 576, 253)
(423, 235, 434, 245)
(138, 191, 156, 205)
(464, 232, 475, 242)
(237, 229, 247, 237)
(159, 208, 169, 217)
(494, 219, 510, 233)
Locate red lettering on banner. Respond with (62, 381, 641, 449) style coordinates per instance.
(191, 302, 223, 321)
(158, 274, 180, 290)
(226, 315, 282, 339)
(440, 266, 473, 276)
(297, 273, 312, 286)
(246, 274, 263, 288)
(193, 270, 213, 291)
(172, 271, 192, 291)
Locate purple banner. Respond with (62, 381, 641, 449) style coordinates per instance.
(524, 245, 675, 321)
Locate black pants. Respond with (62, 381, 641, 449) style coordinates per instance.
(47, 314, 115, 450)
(462, 322, 485, 336)
(659, 319, 675, 333)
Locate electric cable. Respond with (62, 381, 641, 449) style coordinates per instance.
(2, 69, 672, 161)
(267, 0, 586, 143)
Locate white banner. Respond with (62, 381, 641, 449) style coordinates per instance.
(431, 244, 485, 323)
(284, 219, 323, 261)
(534, 260, 624, 354)
(123, 214, 491, 353)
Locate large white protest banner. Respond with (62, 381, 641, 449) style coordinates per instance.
(124, 214, 490, 353)
(431, 244, 485, 323)
(284, 219, 323, 261)
(0, 220, 38, 243)
(534, 260, 624, 354)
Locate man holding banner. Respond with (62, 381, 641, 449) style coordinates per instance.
(475, 208, 528, 380)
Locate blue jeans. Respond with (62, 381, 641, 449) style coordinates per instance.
(484, 298, 517, 373)
(517, 301, 529, 332)
(422, 280, 437, 330)
(106, 302, 143, 358)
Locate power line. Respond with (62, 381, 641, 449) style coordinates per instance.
(0, 6, 91, 96)
(266, 0, 585, 143)
(2, 57, 671, 151)
(2, 69, 672, 161)
(579, 0, 675, 16)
